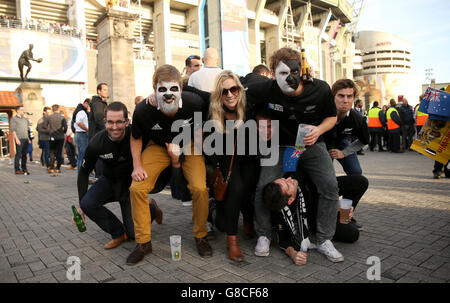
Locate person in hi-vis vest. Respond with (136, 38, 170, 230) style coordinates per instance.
(386, 99, 403, 153)
(367, 101, 386, 152)
(414, 95, 428, 135)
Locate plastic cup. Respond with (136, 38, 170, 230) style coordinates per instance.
(169, 235, 181, 261)
(339, 199, 353, 224)
(295, 124, 311, 151)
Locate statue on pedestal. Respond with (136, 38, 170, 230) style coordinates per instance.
(18, 44, 43, 82)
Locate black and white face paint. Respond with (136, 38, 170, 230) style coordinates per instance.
(275, 60, 301, 93)
(156, 81, 181, 114)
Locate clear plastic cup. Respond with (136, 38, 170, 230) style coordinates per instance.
(339, 199, 353, 224)
(295, 124, 311, 151)
(169, 235, 181, 261)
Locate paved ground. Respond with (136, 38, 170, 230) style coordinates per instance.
(0, 150, 449, 284)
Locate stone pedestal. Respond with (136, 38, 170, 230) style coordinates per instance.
(94, 9, 138, 113)
(16, 82, 46, 159)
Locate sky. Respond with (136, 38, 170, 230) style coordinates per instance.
(356, 0, 450, 84)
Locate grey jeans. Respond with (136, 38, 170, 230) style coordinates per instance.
(254, 142, 339, 244)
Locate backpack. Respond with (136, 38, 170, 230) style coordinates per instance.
(71, 105, 84, 133)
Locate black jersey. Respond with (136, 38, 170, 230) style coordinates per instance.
(131, 91, 208, 149)
(246, 79, 337, 146)
(77, 127, 133, 200)
(324, 108, 370, 149)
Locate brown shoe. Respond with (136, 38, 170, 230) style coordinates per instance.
(195, 237, 213, 258)
(104, 233, 128, 249)
(126, 241, 152, 265)
(150, 199, 163, 224)
(242, 218, 255, 240)
(55, 169, 61, 173)
(47, 168, 54, 173)
(15, 170, 24, 175)
(227, 235, 244, 262)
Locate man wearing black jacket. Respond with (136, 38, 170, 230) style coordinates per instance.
(325, 79, 370, 176)
(47, 104, 67, 174)
(75, 102, 163, 250)
(89, 83, 108, 177)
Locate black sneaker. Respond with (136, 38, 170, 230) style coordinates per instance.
(195, 237, 213, 258)
(126, 241, 152, 265)
(433, 171, 441, 179)
(350, 218, 363, 231)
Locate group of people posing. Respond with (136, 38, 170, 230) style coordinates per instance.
(71, 47, 371, 268)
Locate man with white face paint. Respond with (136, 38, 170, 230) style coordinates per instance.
(246, 48, 344, 263)
(127, 65, 212, 265)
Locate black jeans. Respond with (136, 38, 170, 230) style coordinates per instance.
(214, 157, 259, 236)
(80, 176, 156, 239)
(65, 139, 77, 167)
(50, 139, 64, 169)
(333, 175, 369, 243)
(401, 124, 415, 150)
(14, 138, 28, 171)
(369, 131, 383, 151)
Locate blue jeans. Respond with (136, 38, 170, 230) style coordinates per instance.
(254, 142, 339, 244)
(14, 139, 28, 171)
(336, 139, 362, 176)
(75, 132, 88, 173)
(80, 176, 156, 239)
(39, 140, 50, 167)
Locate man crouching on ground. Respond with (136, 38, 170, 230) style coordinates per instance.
(127, 64, 212, 265)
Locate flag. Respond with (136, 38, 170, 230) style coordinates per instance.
(419, 87, 450, 121)
(282, 146, 304, 172)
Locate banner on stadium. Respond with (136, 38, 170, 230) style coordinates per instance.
(0, 28, 87, 82)
(220, 0, 250, 77)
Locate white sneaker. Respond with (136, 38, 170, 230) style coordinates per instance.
(254, 236, 270, 257)
(316, 240, 344, 262)
(182, 200, 192, 206)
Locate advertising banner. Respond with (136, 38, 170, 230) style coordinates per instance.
(221, 0, 250, 77)
(0, 28, 87, 82)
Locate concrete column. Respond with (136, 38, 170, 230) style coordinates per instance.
(94, 9, 138, 113)
(154, 0, 172, 65)
(67, 0, 86, 39)
(253, 0, 267, 66)
(16, 0, 31, 22)
(187, 6, 199, 35)
(206, 0, 222, 66)
(265, 25, 281, 67)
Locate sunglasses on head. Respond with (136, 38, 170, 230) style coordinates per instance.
(221, 86, 240, 96)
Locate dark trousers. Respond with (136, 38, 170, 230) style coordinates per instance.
(388, 130, 401, 152)
(369, 131, 383, 151)
(333, 175, 369, 243)
(65, 139, 77, 167)
(401, 124, 415, 150)
(214, 157, 259, 236)
(49, 139, 64, 169)
(14, 139, 28, 171)
(39, 140, 50, 167)
(80, 176, 156, 240)
(433, 161, 450, 177)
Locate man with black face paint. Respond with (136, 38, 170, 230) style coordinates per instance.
(246, 48, 343, 263)
(127, 64, 212, 265)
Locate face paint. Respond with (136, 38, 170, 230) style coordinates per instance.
(156, 81, 181, 114)
(275, 60, 301, 93)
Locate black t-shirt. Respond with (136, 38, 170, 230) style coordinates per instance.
(246, 79, 337, 146)
(77, 127, 133, 201)
(131, 91, 208, 148)
(324, 108, 370, 148)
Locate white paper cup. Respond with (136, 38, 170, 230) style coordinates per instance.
(169, 235, 181, 261)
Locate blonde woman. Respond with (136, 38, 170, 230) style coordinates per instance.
(205, 70, 259, 262)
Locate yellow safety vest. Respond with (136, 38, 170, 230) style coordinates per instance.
(367, 107, 383, 128)
(386, 107, 400, 130)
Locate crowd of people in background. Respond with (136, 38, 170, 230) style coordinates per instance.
(0, 15, 82, 38)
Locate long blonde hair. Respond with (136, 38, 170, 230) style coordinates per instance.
(209, 70, 246, 133)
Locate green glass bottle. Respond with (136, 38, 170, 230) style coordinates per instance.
(72, 205, 86, 232)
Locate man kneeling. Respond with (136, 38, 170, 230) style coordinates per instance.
(74, 102, 163, 250)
